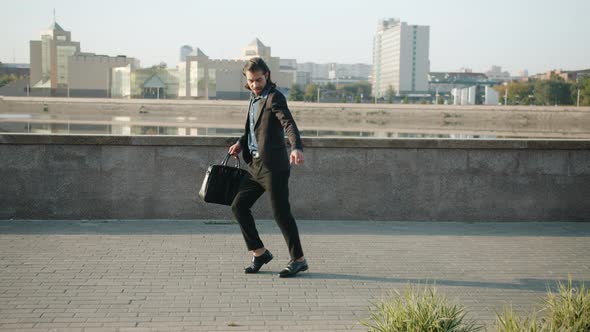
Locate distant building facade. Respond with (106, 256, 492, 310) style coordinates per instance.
(372, 18, 430, 98)
(29, 20, 138, 97)
(529, 68, 590, 82)
(296, 62, 371, 85)
(430, 72, 500, 105)
(68, 53, 138, 97)
(297, 62, 330, 82)
(428, 72, 498, 94)
(29, 21, 80, 92)
(111, 66, 179, 99)
(176, 38, 294, 100)
(279, 58, 298, 85)
(485, 65, 511, 81)
(451, 85, 499, 105)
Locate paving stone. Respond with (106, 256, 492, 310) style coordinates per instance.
(0, 219, 589, 331)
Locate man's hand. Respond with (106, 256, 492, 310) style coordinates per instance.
(290, 149, 304, 165)
(228, 143, 242, 157)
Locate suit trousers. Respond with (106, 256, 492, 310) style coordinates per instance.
(231, 158, 304, 260)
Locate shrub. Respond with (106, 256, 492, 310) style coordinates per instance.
(495, 306, 542, 332)
(543, 279, 590, 331)
(495, 278, 590, 332)
(362, 285, 482, 332)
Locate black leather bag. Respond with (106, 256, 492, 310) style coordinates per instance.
(199, 154, 247, 206)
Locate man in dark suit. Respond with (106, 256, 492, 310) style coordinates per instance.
(228, 57, 307, 278)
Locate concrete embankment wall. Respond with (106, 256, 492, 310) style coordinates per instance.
(2, 96, 590, 138)
(1, 134, 589, 221)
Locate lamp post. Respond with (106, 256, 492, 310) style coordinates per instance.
(317, 86, 320, 103)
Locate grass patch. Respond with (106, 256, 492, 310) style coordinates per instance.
(495, 278, 590, 332)
(361, 279, 589, 332)
(362, 284, 482, 332)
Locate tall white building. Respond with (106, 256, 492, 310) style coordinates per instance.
(372, 18, 430, 98)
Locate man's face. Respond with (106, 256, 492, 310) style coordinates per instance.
(246, 70, 268, 96)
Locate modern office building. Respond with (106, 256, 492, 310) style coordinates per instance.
(176, 38, 294, 100)
(451, 85, 499, 105)
(372, 18, 430, 98)
(68, 53, 139, 97)
(111, 66, 179, 99)
(239, 38, 293, 88)
(297, 62, 330, 82)
(485, 65, 511, 81)
(29, 21, 80, 92)
(242, 38, 271, 59)
(430, 72, 501, 105)
(296, 62, 371, 85)
(29, 19, 138, 97)
(178, 48, 247, 100)
(428, 72, 496, 94)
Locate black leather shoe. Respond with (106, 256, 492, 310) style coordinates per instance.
(279, 259, 308, 278)
(244, 250, 273, 274)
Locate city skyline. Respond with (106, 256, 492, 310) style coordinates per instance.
(1, 0, 589, 75)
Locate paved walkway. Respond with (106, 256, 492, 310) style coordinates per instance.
(1, 220, 589, 331)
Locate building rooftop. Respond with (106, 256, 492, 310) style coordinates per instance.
(48, 21, 65, 32)
(0, 63, 29, 69)
(248, 37, 267, 48)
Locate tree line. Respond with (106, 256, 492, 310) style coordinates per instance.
(494, 74, 590, 106)
(288, 74, 590, 106)
(0, 62, 26, 89)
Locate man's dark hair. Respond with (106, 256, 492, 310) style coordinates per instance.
(243, 57, 275, 90)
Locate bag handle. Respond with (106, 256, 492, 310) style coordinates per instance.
(222, 153, 241, 168)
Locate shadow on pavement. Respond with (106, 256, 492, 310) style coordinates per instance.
(300, 273, 589, 292)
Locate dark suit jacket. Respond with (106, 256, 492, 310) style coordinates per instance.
(238, 86, 303, 171)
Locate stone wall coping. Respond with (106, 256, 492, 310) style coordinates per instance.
(1, 134, 589, 150)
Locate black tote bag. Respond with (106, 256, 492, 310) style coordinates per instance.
(199, 153, 247, 206)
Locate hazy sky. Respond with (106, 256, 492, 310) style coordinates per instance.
(1, 0, 588, 75)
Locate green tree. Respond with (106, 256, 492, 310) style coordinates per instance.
(304, 83, 318, 102)
(386, 85, 396, 104)
(494, 81, 539, 105)
(506, 81, 535, 105)
(288, 84, 304, 101)
(534, 76, 574, 106)
(493, 84, 508, 104)
(572, 76, 590, 106)
(0, 74, 17, 88)
(337, 81, 371, 102)
(515, 82, 534, 105)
